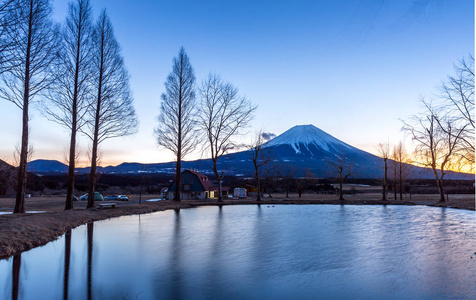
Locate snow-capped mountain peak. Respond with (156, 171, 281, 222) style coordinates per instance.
(263, 124, 352, 154)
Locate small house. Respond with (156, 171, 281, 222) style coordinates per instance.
(168, 170, 229, 200)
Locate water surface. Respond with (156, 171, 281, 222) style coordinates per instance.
(1, 205, 475, 299)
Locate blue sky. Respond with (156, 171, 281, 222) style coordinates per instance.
(0, 0, 473, 166)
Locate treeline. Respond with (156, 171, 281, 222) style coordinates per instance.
(6, 171, 472, 199)
(0, 0, 137, 212)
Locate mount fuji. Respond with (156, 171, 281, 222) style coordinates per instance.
(264, 124, 354, 154)
(217, 124, 385, 178)
(28, 124, 473, 179)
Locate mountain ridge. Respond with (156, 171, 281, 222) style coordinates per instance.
(26, 124, 474, 180)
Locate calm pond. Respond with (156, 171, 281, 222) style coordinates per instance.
(1, 205, 475, 299)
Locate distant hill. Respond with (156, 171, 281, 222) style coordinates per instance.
(0, 160, 15, 196)
(26, 124, 474, 180)
(0, 159, 14, 170)
(27, 159, 69, 174)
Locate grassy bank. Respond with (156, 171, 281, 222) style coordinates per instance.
(0, 194, 474, 259)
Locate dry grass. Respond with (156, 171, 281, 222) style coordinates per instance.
(0, 193, 474, 259)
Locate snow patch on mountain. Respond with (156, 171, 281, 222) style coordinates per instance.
(263, 124, 353, 154)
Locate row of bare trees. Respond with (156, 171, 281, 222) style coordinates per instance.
(156, 48, 256, 202)
(401, 55, 474, 202)
(378, 141, 410, 201)
(0, 0, 137, 212)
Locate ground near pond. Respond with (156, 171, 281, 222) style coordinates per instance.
(0, 193, 474, 259)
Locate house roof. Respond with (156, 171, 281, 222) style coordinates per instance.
(186, 169, 215, 191)
(168, 169, 229, 193)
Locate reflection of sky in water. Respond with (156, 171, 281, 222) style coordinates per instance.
(0, 205, 475, 299)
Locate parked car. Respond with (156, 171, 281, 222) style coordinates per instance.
(118, 195, 129, 201)
(104, 195, 119, 201)
(79, 192, 104, 201)
(72, 196, 79, 201)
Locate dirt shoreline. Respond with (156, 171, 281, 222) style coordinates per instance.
(1, 196, 474, 260)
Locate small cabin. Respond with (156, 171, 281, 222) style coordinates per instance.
(168, 170, 229, 200)
(233, 188, 247, 198)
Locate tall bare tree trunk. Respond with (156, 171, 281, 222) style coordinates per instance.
(212, 159, 222, 202)
(256, 168, 261, 201)
(65, 122, 77, 210)
(87, 49, 102, 209)
(65, 12, 83, 210)
(174, 77, 182, 202)
(174, 158, 181, 202)
(338, 175, 344, 200)
(14, 3, 34, 214)
(393, 181, 397, 200)
(398, 163, 403, 201)
(15, 94, 28, 213)
(87, 99, 100, 208)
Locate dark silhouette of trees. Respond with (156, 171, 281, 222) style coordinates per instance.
(85, 10, 138, 208)
(377, 142, 390, 201)
(295, 169, 314, 198)
(155, 47, 197, 202)
(390, 141, 409, 200)
(199, 74, 256, 202)
(327, 153, 353, 201)
(43, 0, 93, 210)
(0, 0, 60, 213)
(276, 163, 296, 198)
(248, 130, 270, 201)
(262, 164, 276, 198)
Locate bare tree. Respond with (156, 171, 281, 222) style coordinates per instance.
(327, 153, 353, 201)
(0, 0, 59, 213)
(403, 101, 465, 202)
(439, 55, 474, 171)
(377, 142, 390, 201)
(392, 141, 410, 200)
(42, 0, 92, 210)
(276, 163, 296, 198)
(199, 74, 256, 202)
(248, 130, 271, 201)
(295, 169, 314, 198)
(155, 47, 197, 202)
(262, 164, 276, 198)
(84, 10, 138, 208)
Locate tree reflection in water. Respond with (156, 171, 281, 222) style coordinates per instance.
(63, 229, 71, 300)
(87, 222, 94, 300)
(12, 254, 21, 300)
(169, 208, 182, 300)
